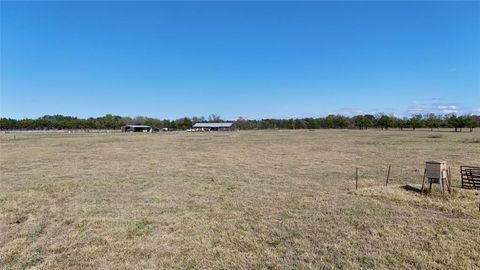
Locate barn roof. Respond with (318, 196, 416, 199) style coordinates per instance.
(193, 123, 233, 128)
(124, 125, 151, 128)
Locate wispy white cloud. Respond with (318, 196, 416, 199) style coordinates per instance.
(407, 103, 427, 114)
(436, 105, 457, 110)
(405, 100, 463, 116)
(338, 108, 364, 117)
(408, 108, 425, 112)
(435, 104, 459, 114)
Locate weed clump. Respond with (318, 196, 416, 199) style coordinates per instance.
(128, 220, 154, 237)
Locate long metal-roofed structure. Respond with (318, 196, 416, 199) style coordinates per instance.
(121, 125, 153, 132)
(192, 122, 234, 131)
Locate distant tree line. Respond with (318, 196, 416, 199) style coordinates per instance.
(235, 114, 479, 132)
(1, 113, 479, 132)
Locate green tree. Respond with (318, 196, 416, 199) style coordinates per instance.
(335, 115, 351, 128)
(408, 114, 423, 131)
(447, 114, 460, 132)
(176, 117, 193, 130)
(169, 121, 178, 130)
(294, 119, 307, 129)
(356, 115, 374, 130)
(456, 116, 467, 132)
(463, 115, 479, 132)
(425, 113, 440, 131)
(376, 115, 392, 130)
(394, 117, 408, 131)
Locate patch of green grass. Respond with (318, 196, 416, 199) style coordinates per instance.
(21, 251, 44, 269)
(127, 220, 154, 237)
(27, 224, 46, 240)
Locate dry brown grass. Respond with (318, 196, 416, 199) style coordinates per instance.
(1, 130, 479, 269)
(427, 134, 443, 139)
(463, 138, 480, 144)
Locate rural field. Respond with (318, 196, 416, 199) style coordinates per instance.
(1, 129, 479, 269)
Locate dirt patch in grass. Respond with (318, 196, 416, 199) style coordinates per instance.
(463, 138, 480, 143)
(426, 134, 443, 139)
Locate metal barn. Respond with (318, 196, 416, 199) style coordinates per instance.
(192, 123, 234, 131)
(121, 125, 153, 132)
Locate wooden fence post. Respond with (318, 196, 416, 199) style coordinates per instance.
(356, 168, 358, 190)
(385, 165, 391, 187)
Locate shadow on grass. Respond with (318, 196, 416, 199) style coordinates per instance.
(401, 184, 422, 194)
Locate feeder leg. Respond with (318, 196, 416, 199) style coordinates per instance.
(441, 177, 445, 193)
(439, 175, 444, 193)
(447, 168, 452, 193)
(421, 169, 427, 194)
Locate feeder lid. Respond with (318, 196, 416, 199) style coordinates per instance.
(426, 160, 447, 164)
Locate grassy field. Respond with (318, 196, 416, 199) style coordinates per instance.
(1, 130, 479, 269)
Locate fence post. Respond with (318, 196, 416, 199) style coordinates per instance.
(385, 165, 391, 187)
(356, 168, 358, 190)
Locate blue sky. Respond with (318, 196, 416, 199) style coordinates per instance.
(1, 1, 479, 120)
